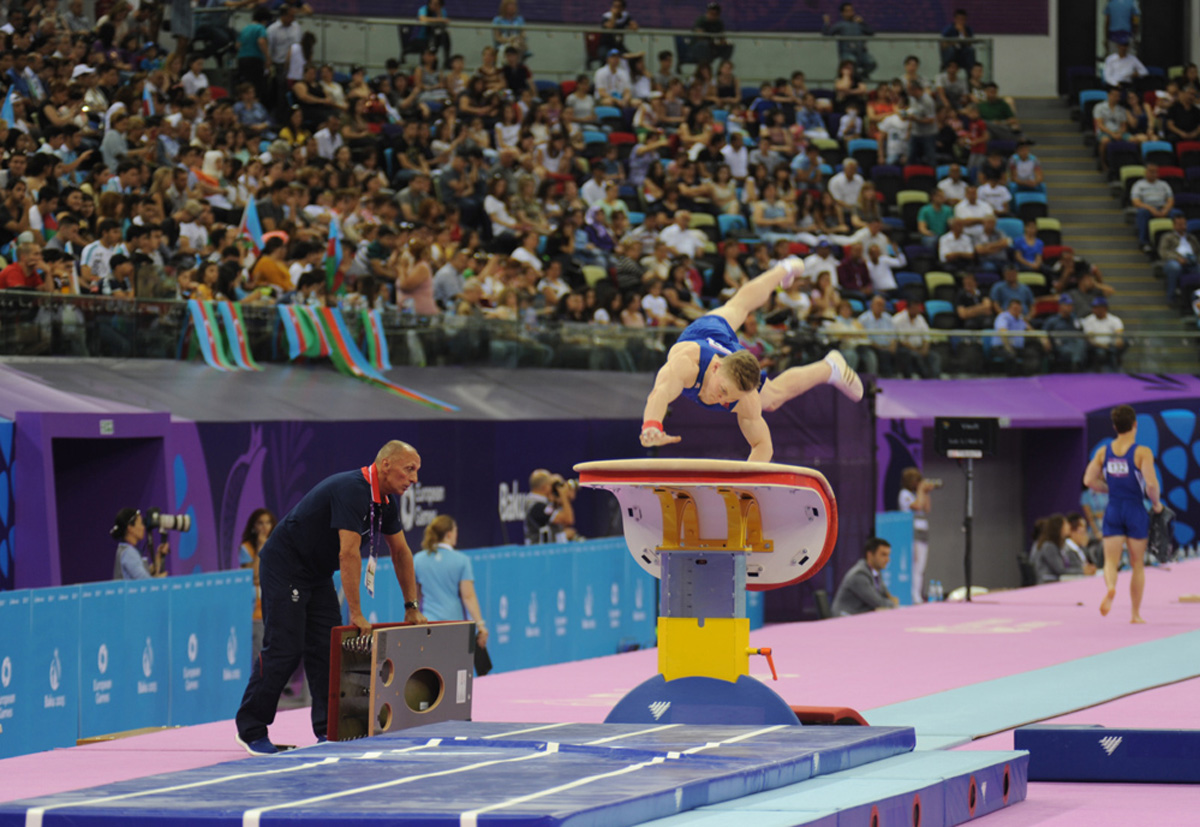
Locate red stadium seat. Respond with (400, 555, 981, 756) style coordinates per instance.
(608, 132, 636, 145)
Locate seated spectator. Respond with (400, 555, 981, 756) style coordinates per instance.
(992, 298, 1036, 373)
(955, 272, 995, 330)
(975, 214, 1013, 271)
(828, 158, 865, 213)
(935, 58, 970, 110)
(831, 538, 898, 616)
(1051, 247, 1106, 293)
(1068, 271, 1113, 313)
(850, 181, 883, 229)
(849, 216, 892, 258)
(865, 242, 905, 296)
(1081, 297, 1126, 369)
(978, 82, 1021, 139)
(990, 265, 1035, 316)
(837, 242, 870, 298)
(1157, 210, 1200, 306)
(893, 302, 941, 378)
(659, 210, 705, 259)
(938, 217, 976, 270)
(804, 238, 840, 282)
(1043, 294, 1087, 371)
(1012, 219, 1044, 271)
(978, 174, 1013, 215)
(917, 188, 953, 249)
(940, 8, 976, 72)
(1008, 139, 1044, 192)
(641, 277, 684, 326)
(232, 83, 273, 135)
(752, 182, 802, 243)
(822, 3, 876, 79)
(1125, 87, 1158, 142)
(937, 163, 968, 205)
(953, 184, 995, 242)
(1131, 162, 1175, 253)
(1165, 85, 1200, 144)
(0, 242, 48, 291)
(1064, 512, 1099, 573)
(1093, 85, 1131, 173)
(857, 293, 897, 376)
(1031, 514, 1089, 584)
(594, 48, 632, 106)
(1102, 34, 1147, 88)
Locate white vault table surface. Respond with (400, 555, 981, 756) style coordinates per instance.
(574, 459, 837, 589)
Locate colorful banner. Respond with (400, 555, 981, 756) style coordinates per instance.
(216, 302, 261, 371)
(185, 299, 233, 371)
(238, 198, 264, 255)
(361, 309, 392, 372)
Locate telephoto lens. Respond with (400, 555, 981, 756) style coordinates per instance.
(146, 508, 193, 533)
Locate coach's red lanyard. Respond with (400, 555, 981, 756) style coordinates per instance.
(360, 465, 382, 597)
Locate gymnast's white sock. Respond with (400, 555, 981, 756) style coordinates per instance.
(824, 351, 842, 384)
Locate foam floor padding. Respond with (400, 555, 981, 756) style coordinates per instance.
(640, 749, 1028, 827)
(0, 722, 914, 827)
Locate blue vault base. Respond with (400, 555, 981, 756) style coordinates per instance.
(605, 674, 802, 726)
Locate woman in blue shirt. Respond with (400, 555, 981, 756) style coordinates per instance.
(414, 516, 488, 649)
(237, 7, 272, 105)
(492, 0, 526, 55)
(1013, 219, 1044, 271)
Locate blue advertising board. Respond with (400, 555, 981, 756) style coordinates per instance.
(0, 590, 31, 759)
(167, 572, 253, 726)
(875, 511, 915, 606)
(79, 581, 127, 739)
(28, 586, 80, 752)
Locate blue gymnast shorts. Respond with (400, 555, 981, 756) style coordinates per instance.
(678, 315, 741, 352)
(1101, 498, 1150, 540)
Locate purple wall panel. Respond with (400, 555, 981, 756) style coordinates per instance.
(313, 0, 1049, 36)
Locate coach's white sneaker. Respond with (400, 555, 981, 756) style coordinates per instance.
(780, 256, 805, 289)
(825, 350, 864, 402)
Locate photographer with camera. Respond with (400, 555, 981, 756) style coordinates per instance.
(111, 508, 170, 580)
(899, 467, 940, 603)
(524, 469, 576, 544)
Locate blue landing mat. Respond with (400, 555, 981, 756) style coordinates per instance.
(0, 722, 914, 827)
(641, 749, 1029, 827)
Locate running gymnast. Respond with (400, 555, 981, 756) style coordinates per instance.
(1082, 404, 1162, 623)
(640, 257, 864, 462)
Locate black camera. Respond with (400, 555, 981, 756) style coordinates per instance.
(145, 508, 192, 533)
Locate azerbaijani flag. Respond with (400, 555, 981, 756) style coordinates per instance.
(238, 198, 264, 255)
(325, 213, 344, 294)
(142, 84, 156, 117)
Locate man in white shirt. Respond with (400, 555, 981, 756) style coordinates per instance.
(802, 239, 838, 281)
(937, 217, 976, 270)
(865, 242, 905, 294)
(892, 302, 940, 377)
(953, 185, 995, 242)
(1081, 297, 1125, 368)
(828, 159, 864, 212)
(849, 217, 892, 258)
(175, 200, 210, 254)
(593, 49, 632, 106)
(580, 165, 608, 206)
(720, 131, 749, 181)
(80, 218, 123, 293)
(978, 176, 1012, 214)
(936, 163, 968, 205)
(1102, 34, 1147, 87)
(181, 56, 210, 98)
(267, 6, 303, 102)
(314, 113, 345, 160)
(659, 210, 705, 259)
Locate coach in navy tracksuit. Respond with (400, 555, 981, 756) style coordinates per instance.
(235, 440, 427, 754)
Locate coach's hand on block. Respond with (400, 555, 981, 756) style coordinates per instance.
(350, 610, 372, 637)
(405, 605, 429, 625)
(641, 420, 682, 448)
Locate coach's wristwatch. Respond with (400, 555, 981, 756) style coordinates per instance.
(404, 600, 419, 610)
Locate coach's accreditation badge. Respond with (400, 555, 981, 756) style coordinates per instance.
(365, 554, 377, 598)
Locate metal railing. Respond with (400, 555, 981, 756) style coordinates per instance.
(204, 10, 992, 86)
(2, 292, 1193, 376)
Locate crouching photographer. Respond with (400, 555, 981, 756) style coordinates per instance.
(111, 507, 191, 580)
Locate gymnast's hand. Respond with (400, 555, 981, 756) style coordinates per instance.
(640, 424, 682, 448)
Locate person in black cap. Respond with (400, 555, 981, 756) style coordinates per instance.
(111, 508, 169, 580)
(594, 47, 632, 107)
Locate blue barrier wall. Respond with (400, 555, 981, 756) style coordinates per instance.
(0, 571, 252, 759)
(336, 537, 765, 675)
(875, 512, 915, 607)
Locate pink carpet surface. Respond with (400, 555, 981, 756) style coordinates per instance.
(1, 559, 1197, 823)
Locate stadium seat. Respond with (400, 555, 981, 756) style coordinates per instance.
(812, 138, 841, 167)
(896, 190, 930, 230)
(1106, 142, 1142, 180)
(974, 270, 1000, 289)
(1018, 271, 1048, 295)
(987, 140, 1017, 158)
(903, 244, 935, 274)
(871, 165, 903, 205)
(1119, 165, 1146, 205)
(1067, 68, 1102, 106)
(1177, 141, 1200, 169)
(1015, 192, 1049, 222)
(627, 211, 645, 226)
(689, 212, 717, 242)
(560, 79, 577, 97)
(996, 218, 1024, 241)
(787, 242, 810, 256)
(1079, 89, 1107, 131)
(1159, 166, 1186, 193)
(583, 130, 608, 145)
(1032, 296, 1059, 319)
(1036, 217, 1062, 246)
(1168, 65, 1186, 79)
(848, 139, 879, 176)
(535, 79, 559, 100)
(580, 266, 607, 287)
(848, 298, 865, 314)
(1173, 193, 1200, 219)
(896, 271, 923, 288)
(1186, 167, 1200, 194)
(897, 271, 927, 304)
(595, 106, 623, 132)
(711, 108, 729, 124)
(1148, 217, 1175, 250)
(740, 85, 760, 105)
(936, 164, 975, 184)
(1142, 141, 1175, 166)
(718, 214, 749, 238)
(925, 271, 957, 302)
(902, 165, 936, 193)
(925, 299, 956, 328)
(1042, 245, 1065, 263)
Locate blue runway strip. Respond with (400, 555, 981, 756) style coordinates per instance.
(866, 629, 1200, 748)
(0, 723, 914, 827)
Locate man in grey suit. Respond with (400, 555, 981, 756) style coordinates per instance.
(831, 538, 899, 616)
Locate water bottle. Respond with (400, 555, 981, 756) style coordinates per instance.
(932, 580, 943, 602)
